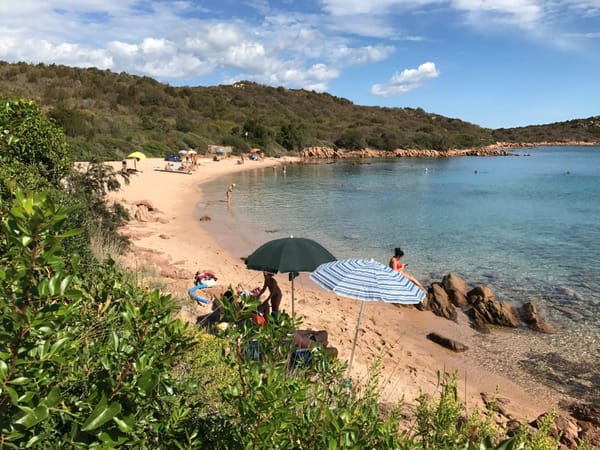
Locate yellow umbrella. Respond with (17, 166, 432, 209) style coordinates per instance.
(127, 151, 146, 160)
(127, 151, 146, 170)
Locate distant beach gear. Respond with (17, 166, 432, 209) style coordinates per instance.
(188, 271, 218, 304)
(195, 271, 218, 285)
(127, 151, 146, 160)
(250, 148, 261, 153)
(178, 149, 188, 155)
(245, 236, 336, 316)
(188, 285, 209, 304)
(215, 148, 225, 155)
(164, 154, 181, 162)
(310, 258, 425, 375)
(127, 151, 146, 170)
(187, 149, 197, 155)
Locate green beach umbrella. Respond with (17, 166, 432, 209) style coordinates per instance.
(245, 236, 336, 316)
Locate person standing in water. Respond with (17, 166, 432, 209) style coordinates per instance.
(226, 183, 235, 202)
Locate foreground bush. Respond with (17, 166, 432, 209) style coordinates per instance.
(0, 191, 195, 447)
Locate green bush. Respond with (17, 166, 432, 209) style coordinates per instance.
(0, 190, 197, 447)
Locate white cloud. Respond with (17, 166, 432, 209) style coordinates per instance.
(452, 0, 544, 27)
(371, 62, 439, 96)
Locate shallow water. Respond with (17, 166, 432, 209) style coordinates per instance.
(199, 147, 600, 402)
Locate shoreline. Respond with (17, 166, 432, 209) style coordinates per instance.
(107, 155, 566, 423)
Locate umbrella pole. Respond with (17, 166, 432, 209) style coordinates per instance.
(291, 277, 295, 317)
(347, 301, 365, 376)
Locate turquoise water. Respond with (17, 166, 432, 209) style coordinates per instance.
(200, 146, 600, 401)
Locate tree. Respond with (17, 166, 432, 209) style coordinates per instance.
(0, 99, 71, 185)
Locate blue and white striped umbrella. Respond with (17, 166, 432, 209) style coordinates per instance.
(310, 258, 425, 376)
(310, 258, 426, 304)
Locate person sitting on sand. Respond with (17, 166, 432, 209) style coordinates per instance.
(257, 271, 282, 320)
(389, 247, 425, 290)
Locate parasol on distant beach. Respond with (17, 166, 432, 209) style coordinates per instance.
(127, 151, 146, 170)
(310, 258, 425, 376)
(245, 236, 336, 316)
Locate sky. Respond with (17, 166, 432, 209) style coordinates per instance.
(1, 1, 599, 129)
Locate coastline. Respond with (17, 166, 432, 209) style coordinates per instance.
(298, 141, 600, 159)
(106, 155, 562, 423)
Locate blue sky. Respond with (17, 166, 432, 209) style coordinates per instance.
(1, 0, 599, 128)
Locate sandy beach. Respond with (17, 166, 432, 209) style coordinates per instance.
(106, 155, 559, 422)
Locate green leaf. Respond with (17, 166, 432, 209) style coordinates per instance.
(81, 395, 122, 431)
(59, 275, 72, 294)
(15, 404, 49, 428)
(0, 359, 8, 381)
(113, 415, 134, 433)
(8, 376, 30, 385)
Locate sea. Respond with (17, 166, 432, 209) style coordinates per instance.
(199, 146, 600, 403)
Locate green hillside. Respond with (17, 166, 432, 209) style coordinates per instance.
(1, 60, 598, 161)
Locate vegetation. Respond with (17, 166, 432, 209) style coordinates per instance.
(1, 95, 593, 447)
(2, 61, 597, 163)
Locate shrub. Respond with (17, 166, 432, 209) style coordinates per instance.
(0, 190, 197, 447)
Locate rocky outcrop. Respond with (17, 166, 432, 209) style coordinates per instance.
(531, 412, 581, 449)
(568, 402, 600, 447)
(480, 393, 600, 449)
(442, 273, 470, 307)
(519, 302, 554, 333)
(420, 282, 457, 321)
(121, 199, 166, 223)
(466, 286, 520, 332)
(298, 145, 514, 159)
(420, 273, 553, 335)
(298, 141, 600, 160)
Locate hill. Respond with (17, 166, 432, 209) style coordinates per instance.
(1, 60, 599, 160)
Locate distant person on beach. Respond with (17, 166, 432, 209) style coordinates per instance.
(121, 160, 127, 172)
(389, 247, 424, 290)
(257, 272, 282, 319)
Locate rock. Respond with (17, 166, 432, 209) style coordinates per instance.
(423, 282, 457, 321)
(199, 215, 211, 221)
(506, 419, 522, 436)
(481, 392, 516, 420)
(133, 204, 152, 222)
(159, 234, 170, 239)
(135, 199, 156, 210)
(519, 302, 554, 333)
(426, 332, 469, 352)
(531, 412, 580, 448)
(569, 402, 600, 426)
(467, 285, 520, 330)
(442, 273, 470, 306)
